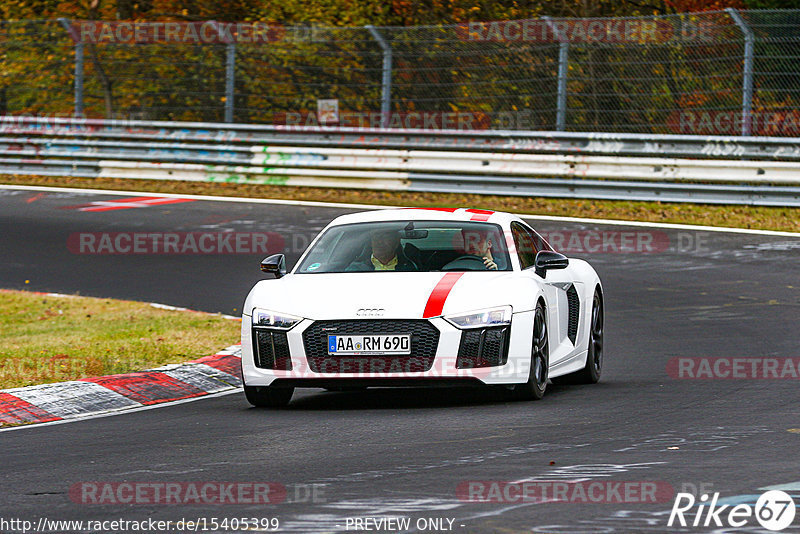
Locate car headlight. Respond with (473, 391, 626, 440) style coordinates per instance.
(445, 306, 512, 329)
(252, 308, 302, 330)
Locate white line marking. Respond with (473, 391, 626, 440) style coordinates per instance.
(2, 183, 798, 236)
(0, 388, 241, 433)
(761, 481, 800, 491)
(0, 183, 386, 210)
(521, 213, 800, 237)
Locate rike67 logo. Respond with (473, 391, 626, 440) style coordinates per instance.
(668, 490, 796, 531)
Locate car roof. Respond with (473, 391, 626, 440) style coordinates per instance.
(329, 208, 523, 227)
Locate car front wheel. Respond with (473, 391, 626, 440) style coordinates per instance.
(510, 301, 548, 401)
(555, 288, 603, 385)
(577, 289, 604, 384)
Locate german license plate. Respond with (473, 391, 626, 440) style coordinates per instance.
(327, 334, 411, 355)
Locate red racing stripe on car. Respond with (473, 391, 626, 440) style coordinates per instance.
(422, 273, 464, 318)
(465, 208, 494, 221)
(402, 207, 459, 212)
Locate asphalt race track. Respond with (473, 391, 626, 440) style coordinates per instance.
(2, 186, 800, 533)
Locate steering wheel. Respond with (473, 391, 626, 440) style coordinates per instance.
(441, 254, 488, 271)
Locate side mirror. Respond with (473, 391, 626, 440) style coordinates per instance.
(260, 254, 286, 278)
(534, 251, 569, 278)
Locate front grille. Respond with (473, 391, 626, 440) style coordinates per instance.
(302, 320, 439, 374)
(566, 284, 580, 344)
(456, 326, 510, 368)
(252, 328, 292, 370)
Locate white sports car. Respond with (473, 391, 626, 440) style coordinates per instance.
(241, 208, 604, 407)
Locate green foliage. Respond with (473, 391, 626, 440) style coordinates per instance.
(743, 0, 800, 8)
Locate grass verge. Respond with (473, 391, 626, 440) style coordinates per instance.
(0, 289, 240, 390)
(2, 175, 799, 233)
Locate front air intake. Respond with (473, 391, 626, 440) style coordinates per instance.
(252, 328, 292, 370)
(456, 326, 510, 369)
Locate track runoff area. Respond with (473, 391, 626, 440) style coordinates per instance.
(0, 184, 799, 533)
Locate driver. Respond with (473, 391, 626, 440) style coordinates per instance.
(461, 229, 498, 270)
(346, 229, 418, 271)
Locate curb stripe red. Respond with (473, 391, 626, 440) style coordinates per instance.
(423, 273, 464, 319)
(191, 353, 243, 378)
(83, 372, 207, 405)
(0, 345, 243, 428)
(0, 392, 61, 425)
(80, 198, 194, 212)
(61, 196, 195, 212)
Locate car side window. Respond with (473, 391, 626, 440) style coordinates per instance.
(525, 225, 552, 253)
(511, 222, 537, 269)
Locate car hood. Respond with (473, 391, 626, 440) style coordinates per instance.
(245, 271, 532, 320)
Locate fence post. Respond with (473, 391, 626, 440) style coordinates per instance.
(57, 18, 84, 118)
(726, 8, 754, 136)
(543, 17, 568, 131)
(365, 25, 392, 128)
(225, 42, 236, 123)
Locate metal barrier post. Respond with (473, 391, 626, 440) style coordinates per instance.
(57, 18, 84, 118)
(366, 25, 392, 128)
(726, 8, 755, 136)
(225, 42, 236, 123)
(543, 17, 568, 131)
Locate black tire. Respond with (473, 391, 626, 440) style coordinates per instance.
(510, 301, 548, 401)
(556, 288, 604, 385)
(578, 289, 604, 383)
(244, 385, 294, 408)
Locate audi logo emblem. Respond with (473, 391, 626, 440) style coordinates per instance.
(356, 308, 385, 317)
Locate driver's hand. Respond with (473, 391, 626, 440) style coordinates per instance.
(483, 257, 497, 270)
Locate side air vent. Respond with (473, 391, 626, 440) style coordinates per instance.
(566, 284, 580, 344)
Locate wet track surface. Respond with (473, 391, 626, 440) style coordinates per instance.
(1, 187, 800, 533)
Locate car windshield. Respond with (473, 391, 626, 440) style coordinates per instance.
(295, 221, 512, 273)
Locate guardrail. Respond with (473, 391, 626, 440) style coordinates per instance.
(1, 117, 800, 206)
